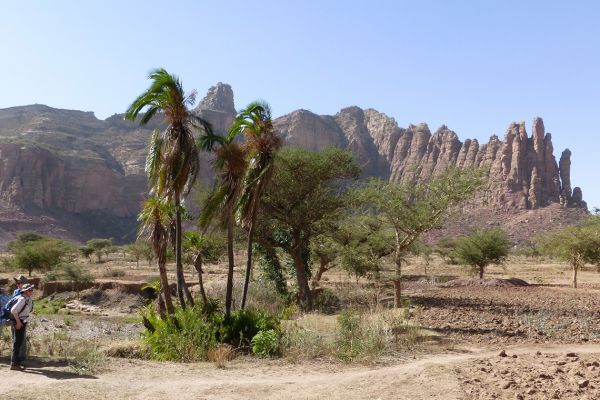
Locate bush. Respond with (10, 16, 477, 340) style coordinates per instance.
(103, 269, 126, 278)
(251, 329, 281, 357)
(336, 310, 364, 362)
(141, 305, 281, 361)
(207, 344, 235, 368)
(314, 288, 341, 314)
(141, 305, 219, 362)
(219, 309, 280, 348)
(333, 309, 419, 363)
(43, 264, 93, 285)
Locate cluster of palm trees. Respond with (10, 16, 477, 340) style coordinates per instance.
(126, 68, 280, 317)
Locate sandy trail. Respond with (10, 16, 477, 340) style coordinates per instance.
(1, 343, 599, 400)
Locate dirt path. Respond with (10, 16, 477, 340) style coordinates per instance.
(2, 343, 599, 400)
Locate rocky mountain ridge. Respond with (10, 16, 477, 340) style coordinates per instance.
(0, 83, 587, 245)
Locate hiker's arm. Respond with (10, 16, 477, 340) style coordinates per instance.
(10, 299, 24, 329)
(12, 311, 22, 329)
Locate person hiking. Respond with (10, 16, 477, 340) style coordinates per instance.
(8, 275, 30, 360)
(10, 283, 34, 371)
(12, 275, 29, 297)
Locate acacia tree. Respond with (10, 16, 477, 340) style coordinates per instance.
(452, 228, 511, 279)
(537, 217, 600, 288)
(230, 101, 282, 310)
(258, 147, 361, 310)
(86, 238, 112, 263)
(125, 68, 214, 309)
(311, 216, 394, 286)
(356, 168, 483, 307)
(12, 237, 74, 277)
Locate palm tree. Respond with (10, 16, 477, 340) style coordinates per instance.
(200, 134, 248, 317)
(184, 231, 225, 304)
(125, 68, 214, 309)
(230, 101, 281, 309)
(138, 196, 175, 315)
(184, 231, 209, 303)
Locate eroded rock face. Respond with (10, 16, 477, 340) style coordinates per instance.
(194, 82, 236, 135)
(276, 111, 583, 211)
(0, 83, 586, 246)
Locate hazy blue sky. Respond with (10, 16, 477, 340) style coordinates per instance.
(2, 1, 600, 207)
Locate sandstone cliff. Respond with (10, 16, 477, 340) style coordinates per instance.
(275, 111, 585, 211)
(0, 83, 586, 245)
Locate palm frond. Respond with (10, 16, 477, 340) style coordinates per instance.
(199, 185, 228, 228)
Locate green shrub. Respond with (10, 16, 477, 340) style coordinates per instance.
(141, 305, 219, 362)
(197, 297, 221, 321)
(141, 305, 281, 361)
(336, 310, 364, 362)
(219, 309, 280, 348)
(103, 268, 126, 278)
(314, 288, 341, 314)
(42, 263, 93, 285)
(251, 329, 281, 357)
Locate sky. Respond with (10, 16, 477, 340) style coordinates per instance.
(2, 0, 600, 208)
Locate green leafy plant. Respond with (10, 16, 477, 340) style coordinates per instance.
(251, 329, 281, 357)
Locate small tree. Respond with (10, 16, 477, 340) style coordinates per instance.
(183, 231, 226, 303)
(124, 242, 150, 268)
(78, 246, 94, 262)
(86, 238, 113, 263)
(257, 147, 361, 310)
(12, 238, 74, 276)
(537, 217, 600, 288)
(434, 237, 460, 264)
(411, 240, 434, 274)
(311, 216, 394, 285)
(452, 228, 511, 279)
(355, 168, 483, 307)
(7, 231, 45, 251)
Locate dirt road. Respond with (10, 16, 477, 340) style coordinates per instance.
(2, 343, 599, 400)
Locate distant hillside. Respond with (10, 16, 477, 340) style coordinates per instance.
(0, 83, 587, 246)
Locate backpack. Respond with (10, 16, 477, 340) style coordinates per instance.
(1, 295, 21, 320)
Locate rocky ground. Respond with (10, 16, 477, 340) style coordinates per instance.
(458, 349, 600, 400)
(409, 284, 600, 345)
(1, 260, 600, 399)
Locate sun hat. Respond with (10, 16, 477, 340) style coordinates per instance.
(21, 284, 34, 292)
(13, 275, 29, 284)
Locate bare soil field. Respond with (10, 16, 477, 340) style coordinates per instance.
(0, 255, 599, 399)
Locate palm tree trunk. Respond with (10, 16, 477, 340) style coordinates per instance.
(183, 283, 194, 306)
(158, 257, 174, 314)
(175, 195, 186, 309)
(225, 213, 235, 317)
(193, 254, 208, 303)
(479, 265, 484, 279)
(291, 232, 313, 311)
(157, 294, 167, 319)
(573, 264, 578, 288)
(240, 221, 256, 310)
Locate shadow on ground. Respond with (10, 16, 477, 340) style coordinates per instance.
(0, 357, 97, 380)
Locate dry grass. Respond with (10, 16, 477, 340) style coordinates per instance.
(207, 344, 236, 368)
